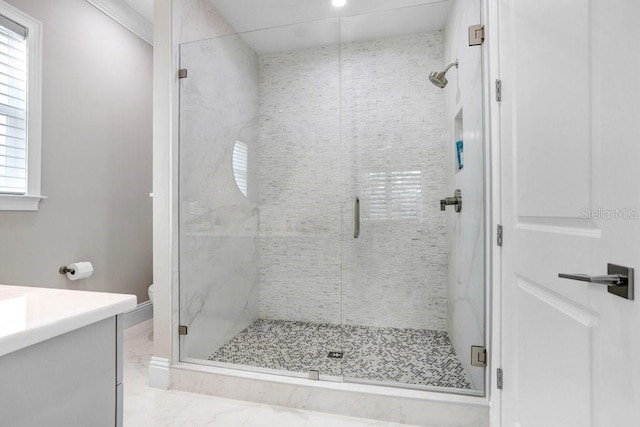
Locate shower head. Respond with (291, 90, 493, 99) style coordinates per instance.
(428, 71, 449, 89)
(429, 60, 459, 89)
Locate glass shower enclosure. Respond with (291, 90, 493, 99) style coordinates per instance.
(178, 0, 486, 395)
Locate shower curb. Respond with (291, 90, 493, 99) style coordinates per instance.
(169, 363, 489, 427)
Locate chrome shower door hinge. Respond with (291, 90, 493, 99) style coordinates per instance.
(178, 68, 188, 79)
(495, 79, 502, 102)
(497, 368, 503, 389)
(471, 345, 487, 367)
(178, 325, 188, 335)
(497, 224, 503, 246)
(469, 24, 485, 46)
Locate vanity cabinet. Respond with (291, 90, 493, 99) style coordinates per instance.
(0, 286, 135, 427)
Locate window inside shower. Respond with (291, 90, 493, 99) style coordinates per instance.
(177, 0, 486, 396)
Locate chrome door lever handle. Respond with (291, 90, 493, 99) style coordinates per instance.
(558, 263, 634, 300)
(558, 273, 627, 286)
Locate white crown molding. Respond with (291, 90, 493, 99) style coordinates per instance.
(86, 0, 153, 45)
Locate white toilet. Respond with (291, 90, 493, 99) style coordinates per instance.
(147, 284, 155, 303)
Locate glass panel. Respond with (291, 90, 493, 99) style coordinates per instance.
(177, 0, 487, 396)
(178, 19, 344, 379)
(178, 33, 261, 363)
(339, 1, 485, 394)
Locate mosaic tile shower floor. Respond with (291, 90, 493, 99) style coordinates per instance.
(208, 319, 472, 389)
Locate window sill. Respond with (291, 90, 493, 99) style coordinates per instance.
(0, 194, 47, 211)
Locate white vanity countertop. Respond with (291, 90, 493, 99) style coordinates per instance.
(0, 285, 137, 358)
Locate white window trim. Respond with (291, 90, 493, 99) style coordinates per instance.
(0, 1, 44, 211)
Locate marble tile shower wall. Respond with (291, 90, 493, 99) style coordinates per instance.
(179, 34, 261, 359)
(258, 45, 343, 324)
(444, 0, 486, 389)
(258, 31, 449, 330)
(341, 31, 448, 330)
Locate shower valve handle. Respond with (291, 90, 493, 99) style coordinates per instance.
(440, 189, 462, 212)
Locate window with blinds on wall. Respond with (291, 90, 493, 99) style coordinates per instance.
(0, 14, 27, 195)
(366, 171, 424, 220)
(232, 140, 249, 198)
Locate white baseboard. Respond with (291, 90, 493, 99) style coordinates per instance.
(149, 356, 170, 389)
(122, 300, 153, 329)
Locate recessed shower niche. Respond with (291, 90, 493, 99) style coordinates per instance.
(455, 109, 464, 172)
(177, 0, 487, 395)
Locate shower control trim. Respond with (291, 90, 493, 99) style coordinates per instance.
(440, 189, 462, 213)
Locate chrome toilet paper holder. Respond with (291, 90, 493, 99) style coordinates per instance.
(59, 266, 76, 275)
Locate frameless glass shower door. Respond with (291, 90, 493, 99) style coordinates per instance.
(177, 0, 486, 396)
(339, 2, 486, 392)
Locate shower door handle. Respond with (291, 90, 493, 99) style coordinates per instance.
(354, 197, 360, 239)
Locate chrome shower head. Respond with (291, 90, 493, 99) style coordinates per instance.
(429, 60, 458, 89)
(429, 71, 448, 88)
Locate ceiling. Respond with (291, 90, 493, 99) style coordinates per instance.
(211, 0, 451, 54)
(117, 0, 451, 54)
(210, 0, 450, 33)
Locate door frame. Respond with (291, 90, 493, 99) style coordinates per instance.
(483, 0, 503, 425)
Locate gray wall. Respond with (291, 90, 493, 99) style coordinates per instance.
(0, 0, 153, 302)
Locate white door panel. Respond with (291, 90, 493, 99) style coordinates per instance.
(516, 276, 594, 427)
(499, 0, 640, 425)
(513, 0, 591, 218)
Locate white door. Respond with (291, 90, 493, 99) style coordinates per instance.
(499, 0, 640, 426)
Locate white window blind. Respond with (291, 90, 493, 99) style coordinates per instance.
(232, 140, 248, 197)
(366, 171, 423, 220)
(0, 14, 27, 195)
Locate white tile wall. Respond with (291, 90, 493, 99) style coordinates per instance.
(341, 31, 448, 330)
(258, 31, 449, 330)
(174, 0, 237, 44)
(257, 44, 343, 324)
(444, 0, 486, 390)
(177, 1, 451, 345)
(179, 33, 261, 359)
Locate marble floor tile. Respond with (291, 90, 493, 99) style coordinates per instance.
(123, 320, 419, 426)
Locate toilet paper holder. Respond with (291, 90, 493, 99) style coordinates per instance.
(59, 266, 76, 275)
(59, 262, 94, 281)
